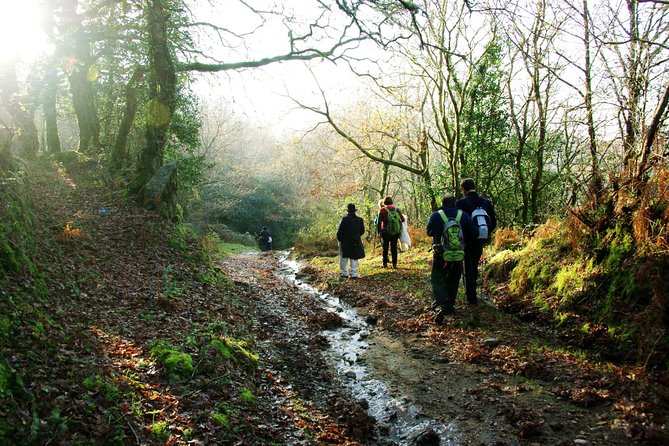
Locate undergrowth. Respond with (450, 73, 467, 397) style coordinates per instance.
(483, 171, 669, 368)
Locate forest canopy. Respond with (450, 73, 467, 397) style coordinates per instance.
(0, 0, 667, 244)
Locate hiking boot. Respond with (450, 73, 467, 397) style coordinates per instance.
(435, 308, 454, 324)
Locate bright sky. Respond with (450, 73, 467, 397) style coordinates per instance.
(189, 0, 374, 136)
(0, 0, 49, 63)
(192, 58, 369, 137)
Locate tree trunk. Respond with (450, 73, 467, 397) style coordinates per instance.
(583, 0, 600, 200)
(111, 67, 145, 170)
(134, 0, 176, 193)
(635, 81, 669, 186)
(622, 0, 641, 168)
(0, 64, 39, 158)
(43, 65, 61, 154)
(62, 0, 100, 154)
(69, 67, 101, 154)
(0, 127, 11, 171)
(529, 0, 546, 224)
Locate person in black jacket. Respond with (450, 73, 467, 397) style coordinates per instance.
(427, 194, 476, 322)
(456, 178, 497, 304)
(259, 227, 272, 251)
(337, 203, 366, 278)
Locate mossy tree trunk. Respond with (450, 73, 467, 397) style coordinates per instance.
(0, 63, 39, 159)
(43, 65, 61, 154)
(111, 67, 145, 170)
(133, 0, 176, 194)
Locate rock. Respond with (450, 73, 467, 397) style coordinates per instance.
(142, 160, 178, 220)
(365, 315, 379, 325)
(408, 428, 440, 446)
(574, 440, 588, 445)
(378, 424, 390, 435)
(343, 370, 357, 379)
(484, 337, 500, 348)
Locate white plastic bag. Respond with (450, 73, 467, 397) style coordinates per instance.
(399, 214, 411, 252)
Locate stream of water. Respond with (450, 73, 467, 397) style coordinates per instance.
(277, 253, 460, 445)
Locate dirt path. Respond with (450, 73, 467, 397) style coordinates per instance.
(219, 251, 626, 445)
(219, 252, 377, 444)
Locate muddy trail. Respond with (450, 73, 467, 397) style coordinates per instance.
(221, 250, 666, 445)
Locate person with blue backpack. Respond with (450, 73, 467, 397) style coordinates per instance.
(376, 196, 406, 269)
(427, 194, 477, 323)
(456, 178, 497, 305)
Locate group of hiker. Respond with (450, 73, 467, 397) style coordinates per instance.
(336, 178, 496, 324)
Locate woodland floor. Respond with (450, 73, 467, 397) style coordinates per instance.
(2, 162, 668, 445)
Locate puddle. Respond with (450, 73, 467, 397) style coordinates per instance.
(277, 253, 460, 445)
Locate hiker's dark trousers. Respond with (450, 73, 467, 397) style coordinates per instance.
(381, 232, 400, 267)
(464, 242, 484, 303)
(431, 252, 463, 311)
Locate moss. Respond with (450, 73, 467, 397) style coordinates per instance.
(484, 249, 520, 283)
(605, 223, 635, 270)
(0, 317, 10, 339)
(0, 362, 10, 396)
(149, 340, 194, 381)
(0, 235, 20, 273)
(82, 375, 121, 402)
(210, 412, 230, 428)
(210, 337, 258, 366)
(149, 421, 169, 440)
(211, 339, 234, 361)
(239, 388, 256, 404)
(163, 352, 193, 378)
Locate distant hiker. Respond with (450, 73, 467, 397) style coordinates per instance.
(427, 194, 476, 323)
(259, 226, 272, 252)
(376, 196, 406, 268)
(456, 178, 497, 305)
(337, 203, 365, 278)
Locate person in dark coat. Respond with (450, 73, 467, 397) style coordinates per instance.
(456, 178, 497, 304)
(376, 196, 406, 268)
(259, 226, 272, 251)
(427, 194, 476, 323)
(337, 203, 365, 278)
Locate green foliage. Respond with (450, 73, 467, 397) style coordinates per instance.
(240, 388, 256, 404)
(0, 172, 38, 279)
(163, 88, 209, 210)
(0, 362, 10, 397)
(210, 412, 230, 428)
(149, 420, 170, 440)
(82, 374, 121, 402)
(161, 266, 183, 300)
(294, 200, 349, 255)
(170, 223, 197, 252)
(485, 215, 668, 366)
(196, 170, 309, 250)
(459, 39, 511, 199)
(149, 340, 194, 381)
(210, 337, 259, 366)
